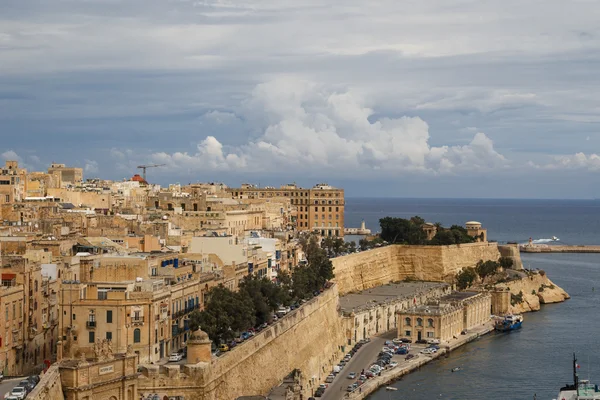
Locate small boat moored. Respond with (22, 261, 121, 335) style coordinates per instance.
(385, 387, 398, 391)
(494, 314, 523, 332)
(451, 367, 461, 372)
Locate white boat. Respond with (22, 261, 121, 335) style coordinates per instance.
(385, 387, 398, 391)
(552, 236, 560, 241)
(554, 354, 600, 400)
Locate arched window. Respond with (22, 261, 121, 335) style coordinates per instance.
(428, 318, 434, 328)
(417, 318, 423, 327)
(133, 328, 141, 343)
(404, 317, 411, 326)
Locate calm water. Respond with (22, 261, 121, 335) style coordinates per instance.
(344, 198, 600, 400)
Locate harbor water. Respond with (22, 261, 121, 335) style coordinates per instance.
(343, 198, 600, 399)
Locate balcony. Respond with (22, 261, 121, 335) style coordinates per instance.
(131, 317, 144, 326)
(86, 321, 96, 329)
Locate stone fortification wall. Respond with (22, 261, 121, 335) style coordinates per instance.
(138, 284, 346, 400)
(498, 244, 524, 269)
(26, 366, 63, 400)
(332, 243, 502, 295)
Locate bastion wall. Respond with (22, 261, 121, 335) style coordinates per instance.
(25, 365, 63, 400)
(138, 284, 346, 400)
(138, 243, 508, 400)
(332, 242, 502, 295)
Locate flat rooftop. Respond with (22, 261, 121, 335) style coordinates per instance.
(439, 291, 480, 302)
(339, 282, 448, 313)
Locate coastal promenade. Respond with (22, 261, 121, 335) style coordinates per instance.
(335, 321, 495, 400)
(520, 245, 600, 253)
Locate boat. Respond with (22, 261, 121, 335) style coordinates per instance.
(552, 236, 560, 241)
(451, 367, 461, 372)
(385, 387, 398, 391)
(554, 354, 600, 399)
(494, 314, 523, 332)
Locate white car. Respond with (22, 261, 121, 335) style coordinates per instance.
(168, 353, 183, 362)
(9, 387, 26, 400)
(389, 361, 398, 368)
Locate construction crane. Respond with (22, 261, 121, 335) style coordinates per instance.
(137, 164, 165, 181)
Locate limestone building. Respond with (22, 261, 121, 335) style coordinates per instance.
(228, 183, 345, 237)
(466, 221, 487, 242)
(396, 291, 491, 342)
(47, 163, 83, 187)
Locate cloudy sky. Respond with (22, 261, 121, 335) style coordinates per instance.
(2, 0, 600, 198)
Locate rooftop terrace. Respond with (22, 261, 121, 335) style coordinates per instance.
(338, 282, 449, 313)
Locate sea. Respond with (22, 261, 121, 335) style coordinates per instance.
(343, 198, 600, 400)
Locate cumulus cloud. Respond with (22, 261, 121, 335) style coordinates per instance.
(148, 78, 507, 176)
(84, 159, 99, 174)
(532, 153, 600, 171)
(1, 150, 21, 162)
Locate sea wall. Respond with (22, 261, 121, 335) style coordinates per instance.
(495, 272, 570, 313)
(138, 284, 346, 400)
(26, 366, 63, 400)
(332, 242, 502, 295)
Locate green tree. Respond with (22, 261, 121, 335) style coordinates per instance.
(456, 267, 477, 290)
(379, 216, 427, 245)
(189, 285, 256, 344)
(239, 275, 290, 326)
(475, 260, 500, 280)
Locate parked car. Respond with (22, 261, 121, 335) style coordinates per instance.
(427, 338, 440, 345)
(218, 344, 229, 352)
(347, 372, 356, 379)
(314, 388, 324, 397)
(405, 354, 416, 360)
(392, 338, 403, 344)
(9, 387, 26, 400)
(18, 380, 34, 392)
(346, 385, 355, 392)
(318, 383, 328, 390)
(416, 339, 428, 344)
(400, 338, 412, 343)
(5, 396, 20, 400)
(325, 374, 335, 383)
(169, 353, 183, 362)
(389, 361, 398, 368)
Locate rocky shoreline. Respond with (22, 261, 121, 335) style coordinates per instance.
(494, 271, 570, 313)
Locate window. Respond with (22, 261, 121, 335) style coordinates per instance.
(12, 304, 15, 319)
(107, 310, 113, 323)
(328, 207, 332, 211)
(404, 317, 411, 326)
(134, 328, 141, 343)
(417, 318, 423, 327)
(336, 207, 339, 212)
(427, 332, 434, 338)
(89, 331, 95, 343)
(321, 207, 325, 211)
(314, 207, 318, 212)
(405, 330, 411, 336)
(4, 195, 8, 203)
(106, 332, 112, 341)
(427, 318, 434, 328)
(72, 314, 76, 320)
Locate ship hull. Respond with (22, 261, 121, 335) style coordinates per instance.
(494, 320, 522, 332)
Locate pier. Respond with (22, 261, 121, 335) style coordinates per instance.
(519, 245, 600, 253)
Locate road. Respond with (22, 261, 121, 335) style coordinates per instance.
(320, 331, 395, 400)
(0, 377, 27, 398)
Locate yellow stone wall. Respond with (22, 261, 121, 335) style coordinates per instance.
(332, 243, 502, 295)
(138, 284, 346, 400)
(25, 365, 63, 400)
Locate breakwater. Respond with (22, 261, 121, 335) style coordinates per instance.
(520, 245, 600, 253)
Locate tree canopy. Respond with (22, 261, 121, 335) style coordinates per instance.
(189, 233, 334, 344)
(379, 216, 477, 246)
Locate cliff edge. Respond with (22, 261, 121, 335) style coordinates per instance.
(494, 272, 570, 313)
